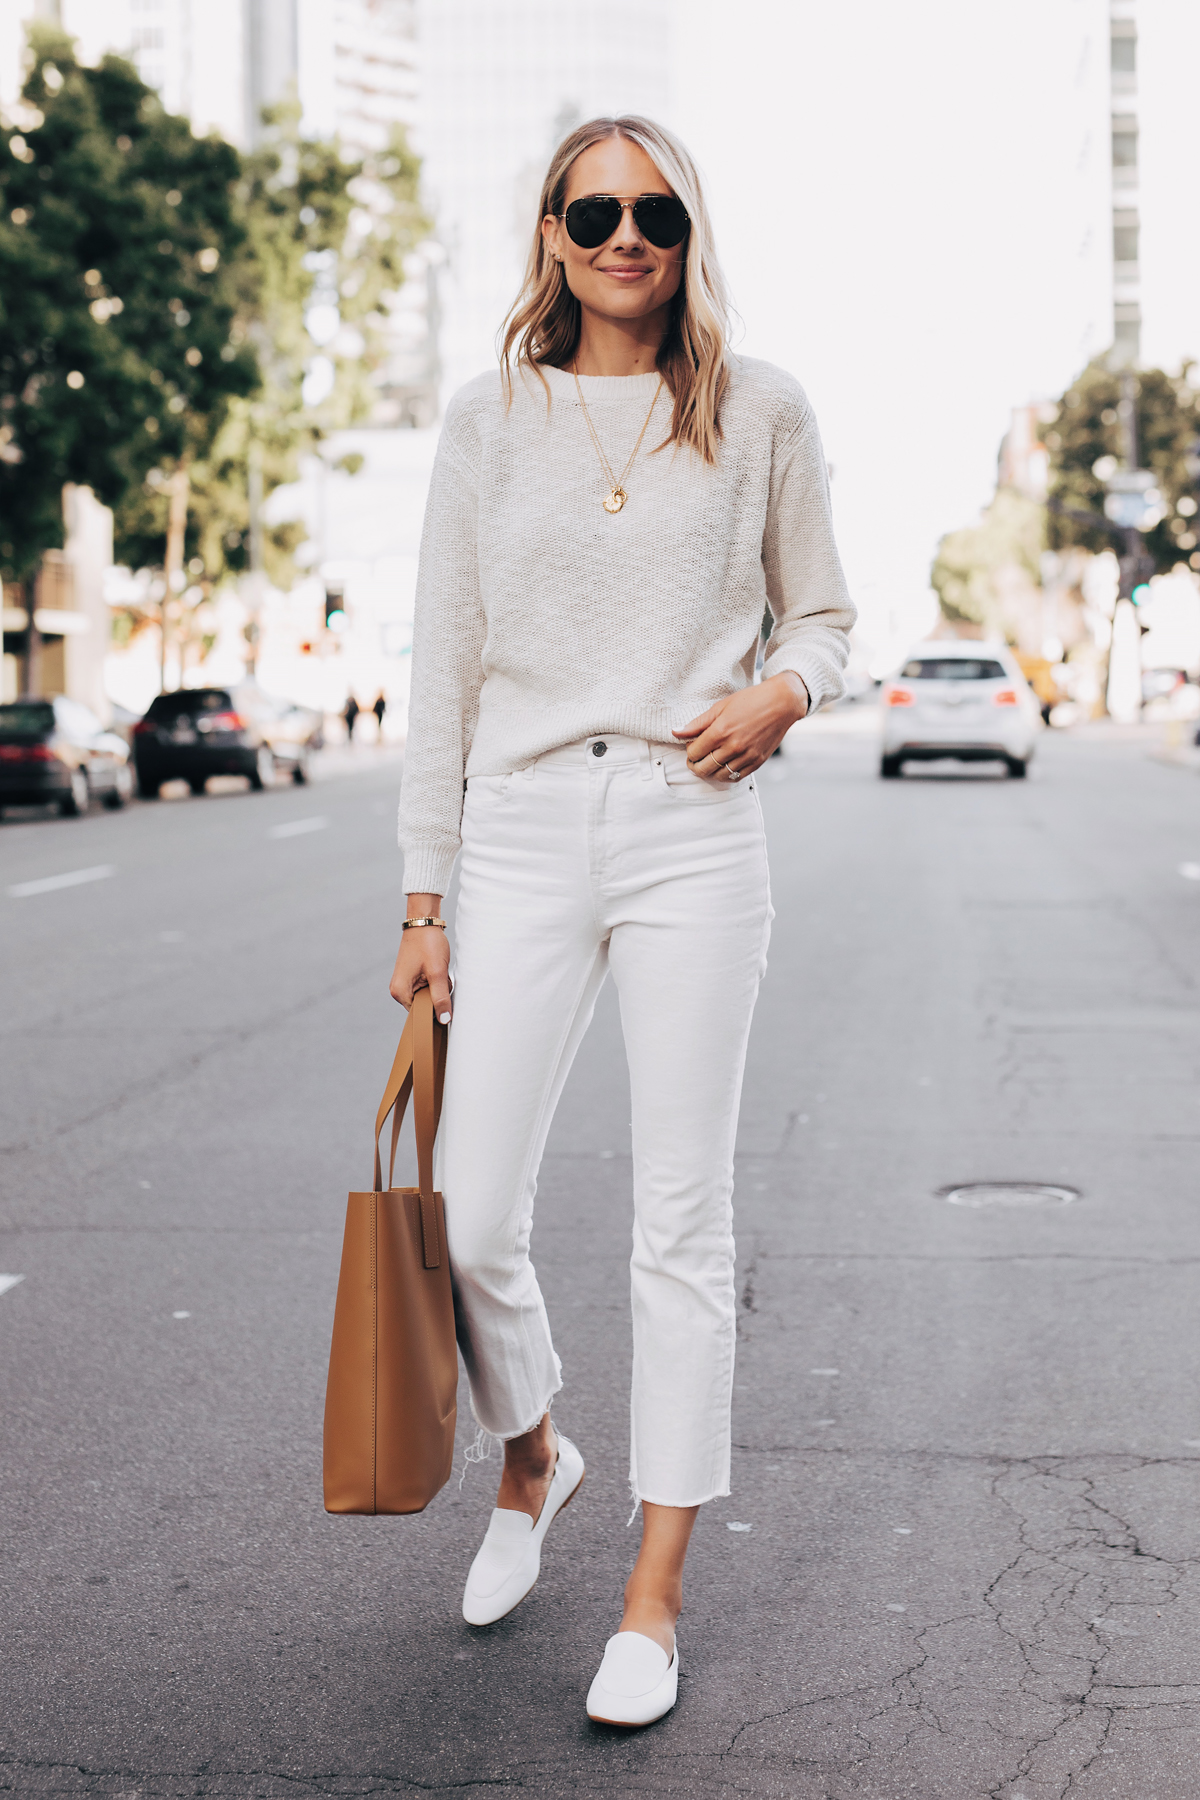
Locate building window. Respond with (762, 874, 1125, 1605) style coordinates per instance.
(133, 27, 165, 49)
(1111, 122, 1137, 168)
(1113, 224, 1139, 262)
(1110, 34, 1136, 74)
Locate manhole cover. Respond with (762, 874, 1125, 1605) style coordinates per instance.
(942, 1182, 1079, 1209)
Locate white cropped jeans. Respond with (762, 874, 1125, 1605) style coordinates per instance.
(439, 734, 772, 1506)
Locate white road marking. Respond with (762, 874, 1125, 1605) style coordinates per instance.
(1180, 863, 1200, 881)
(268, 816, 328, 840)
(727, 1522, 752, 1532)
(7, 864, 115, 899)
(893, 1527, 913, 1534)
(811, 1367, 840, 1375)
(172, 1310, 191, 1319)
(0, 1274, 25, 1296)
(886, 1603, 907, 1613)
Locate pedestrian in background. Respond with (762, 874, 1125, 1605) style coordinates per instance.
(372, 691, 387, 740)
(391, 115, 854, 1726)
(343, 694, 359, 743)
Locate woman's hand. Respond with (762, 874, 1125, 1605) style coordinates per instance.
(389, 894, 453, 1022)
(673, 672, 810, 780)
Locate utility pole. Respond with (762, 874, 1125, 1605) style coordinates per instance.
(162, 462, 189, 694)
(244, 439, 264, 679)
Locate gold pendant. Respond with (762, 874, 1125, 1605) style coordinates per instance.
(603, 487, 627, 514)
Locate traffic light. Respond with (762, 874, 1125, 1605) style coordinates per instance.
(1132, 583, 1150, 606)
(324, 585, 346, 631)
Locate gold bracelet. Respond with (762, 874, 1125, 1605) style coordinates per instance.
(402, 916, 446, 930)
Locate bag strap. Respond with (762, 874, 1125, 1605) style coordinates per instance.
(371, 988, 448, 1269)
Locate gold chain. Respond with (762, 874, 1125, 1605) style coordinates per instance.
(571, 364, 665, 514)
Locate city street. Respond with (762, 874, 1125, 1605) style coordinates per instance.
(2, 719, 1200, 1799)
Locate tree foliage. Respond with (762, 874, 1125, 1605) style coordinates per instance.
(115, 103, 430, 590)
(0, 25, 258, 585)
(931, 488, 1045, 631)
(1042, 358, 1200, 574)
(1, 24, 431, 601)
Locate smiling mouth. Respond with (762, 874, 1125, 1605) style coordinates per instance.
(598, 266, 651, 277)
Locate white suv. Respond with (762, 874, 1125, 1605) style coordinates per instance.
(880, 641, 1040, 779)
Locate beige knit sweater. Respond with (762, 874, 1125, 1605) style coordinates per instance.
(398, 356, 856, 896)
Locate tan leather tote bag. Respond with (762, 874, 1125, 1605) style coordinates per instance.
(323, 988, 457, 1514)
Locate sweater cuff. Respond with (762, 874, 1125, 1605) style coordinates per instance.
(762, 647, 845, 714)
(400, 841, 460, 900)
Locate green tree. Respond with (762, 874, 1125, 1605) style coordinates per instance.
(931, 488, 1045, 632)
(0, 26, 258, 588)
(114, 104, 431, 591)
(1041, 358, 1200, 574)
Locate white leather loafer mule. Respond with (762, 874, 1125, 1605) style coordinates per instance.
(586, 1631, 679, 1727)
(461, 1432, 585, 1627)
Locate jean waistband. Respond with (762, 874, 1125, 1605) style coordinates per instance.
(529, 734, 685, 772)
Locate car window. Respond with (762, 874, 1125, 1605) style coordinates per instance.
(54, 697, 101, 742)
(145, 689, 232, 720)
(0, 701, 55, 735)
(900, 659, 1008, 681)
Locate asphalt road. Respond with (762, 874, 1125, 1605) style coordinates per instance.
(2, 720, 1199, 1799)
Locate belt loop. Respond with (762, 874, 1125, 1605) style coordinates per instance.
(640, 738, 654, 780)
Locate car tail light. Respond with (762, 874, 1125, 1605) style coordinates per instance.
(885, 687, 915, 706)
(0, 742, 54, 761)
(993, 689, 1019, 706)
(132, 718, 156, 735)
(203, 710, 245, 731)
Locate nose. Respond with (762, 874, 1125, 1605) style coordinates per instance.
(609, 203, 644, 252)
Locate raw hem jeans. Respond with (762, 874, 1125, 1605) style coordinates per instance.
(438, 734, 772, 1507)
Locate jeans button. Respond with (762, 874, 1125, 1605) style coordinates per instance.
(592, 741, 607, 757)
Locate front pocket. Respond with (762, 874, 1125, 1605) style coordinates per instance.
(659, 757, 746, 803)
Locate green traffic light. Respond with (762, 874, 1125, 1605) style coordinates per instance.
(1132, 584, 1150, 605)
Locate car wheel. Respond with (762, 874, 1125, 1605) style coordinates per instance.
(248, 746, 275, 791)
(103, 766, 132, 809)
(137, 775, 161, 799)
(188, 776, 208, 796)
(291, 751, 310, 786)
(60, 768, 90, 816)
(880, 755, 902, 779)
(1006, 758, 1028, 779)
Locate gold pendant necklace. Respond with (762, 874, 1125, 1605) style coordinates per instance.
(571, 364, 664, 514)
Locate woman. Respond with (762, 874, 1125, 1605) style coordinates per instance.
(391, 115, 854, 1726)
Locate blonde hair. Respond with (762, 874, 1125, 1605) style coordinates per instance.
(500, 115, 732, 465)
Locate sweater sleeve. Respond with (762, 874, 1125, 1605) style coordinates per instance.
(760, 405, 856, 710)
(397, 428, 486, 897)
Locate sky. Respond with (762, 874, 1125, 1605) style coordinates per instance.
(421, 0, 1200, 653)
(5, 0, 1198, 649)
(666, 0, 1198, 637)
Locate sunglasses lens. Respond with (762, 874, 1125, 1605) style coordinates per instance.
(633, 196, 689, 248)
(564, 198, 622, 248)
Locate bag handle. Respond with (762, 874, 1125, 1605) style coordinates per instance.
(371, 988, 448, 1269)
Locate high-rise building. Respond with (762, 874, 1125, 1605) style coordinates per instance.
(2, 0, 420, 156)
(1109, 0, 1140, 366)
(300, 0, 418, 158)
(416, 0, 673, 402)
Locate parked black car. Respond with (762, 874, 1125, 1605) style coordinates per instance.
(0, 697, 133, 817)
(131, 688, 319, 797)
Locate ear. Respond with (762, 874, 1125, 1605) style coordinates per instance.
(541, 213, 564, 263)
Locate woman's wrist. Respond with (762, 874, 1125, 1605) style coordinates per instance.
(405, 894, 445, 929)
(766, 671, 811, 721)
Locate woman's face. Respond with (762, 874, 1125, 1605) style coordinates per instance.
(542, 136, 686, 327)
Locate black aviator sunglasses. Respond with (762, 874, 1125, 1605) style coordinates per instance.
(558, 193, 690, 251)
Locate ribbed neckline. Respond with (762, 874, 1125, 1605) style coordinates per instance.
(540, 364, 664, 403)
